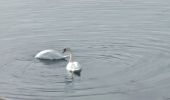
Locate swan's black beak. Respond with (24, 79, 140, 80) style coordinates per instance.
(62, 48, 66, 53)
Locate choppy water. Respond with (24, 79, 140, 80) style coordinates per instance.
(0, 0, 170, 100)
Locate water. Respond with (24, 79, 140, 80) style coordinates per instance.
(0, 0, 170, 100)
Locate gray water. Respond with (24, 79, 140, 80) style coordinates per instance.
(0, 0, 170, 100)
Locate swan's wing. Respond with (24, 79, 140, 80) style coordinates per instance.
(73, 62, 81, 70)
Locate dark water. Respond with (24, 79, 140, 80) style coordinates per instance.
(0, 0, 170, 100)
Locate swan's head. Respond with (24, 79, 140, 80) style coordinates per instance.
(63, 48, 71, 53)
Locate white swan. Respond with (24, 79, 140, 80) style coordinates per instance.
(63, 48, 81, 75)
(35, 49, 69, 60)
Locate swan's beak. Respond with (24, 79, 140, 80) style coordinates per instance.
(62, 48, 66, 53)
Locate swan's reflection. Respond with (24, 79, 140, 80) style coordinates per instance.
(64, 72, 81, 93)
(37, 59, 66, 65)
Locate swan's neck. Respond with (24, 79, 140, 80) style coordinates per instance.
(69, 53, 74, 62)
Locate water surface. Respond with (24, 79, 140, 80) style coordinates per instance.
(0, 0, 170, 100)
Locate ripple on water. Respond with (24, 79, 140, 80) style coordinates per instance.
(0, 0, 170, 99)
(0, 30, 170, 99)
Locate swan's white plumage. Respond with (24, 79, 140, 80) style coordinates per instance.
(66, 62, 81, 72)
(35, 49, 68, 60)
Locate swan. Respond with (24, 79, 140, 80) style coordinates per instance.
(63, 48, 81, 76)
(35, 49, 69, 60)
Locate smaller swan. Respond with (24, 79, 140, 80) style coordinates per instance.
(63, 48, 81, 76)
(35, 49, 69, 60)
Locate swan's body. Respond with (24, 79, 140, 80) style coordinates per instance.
(66, 61, 81, 72)
(63, 48, 81, 75)
(35, 49, 68, 60)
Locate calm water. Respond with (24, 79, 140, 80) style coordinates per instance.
(0, 0, 170, 100)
